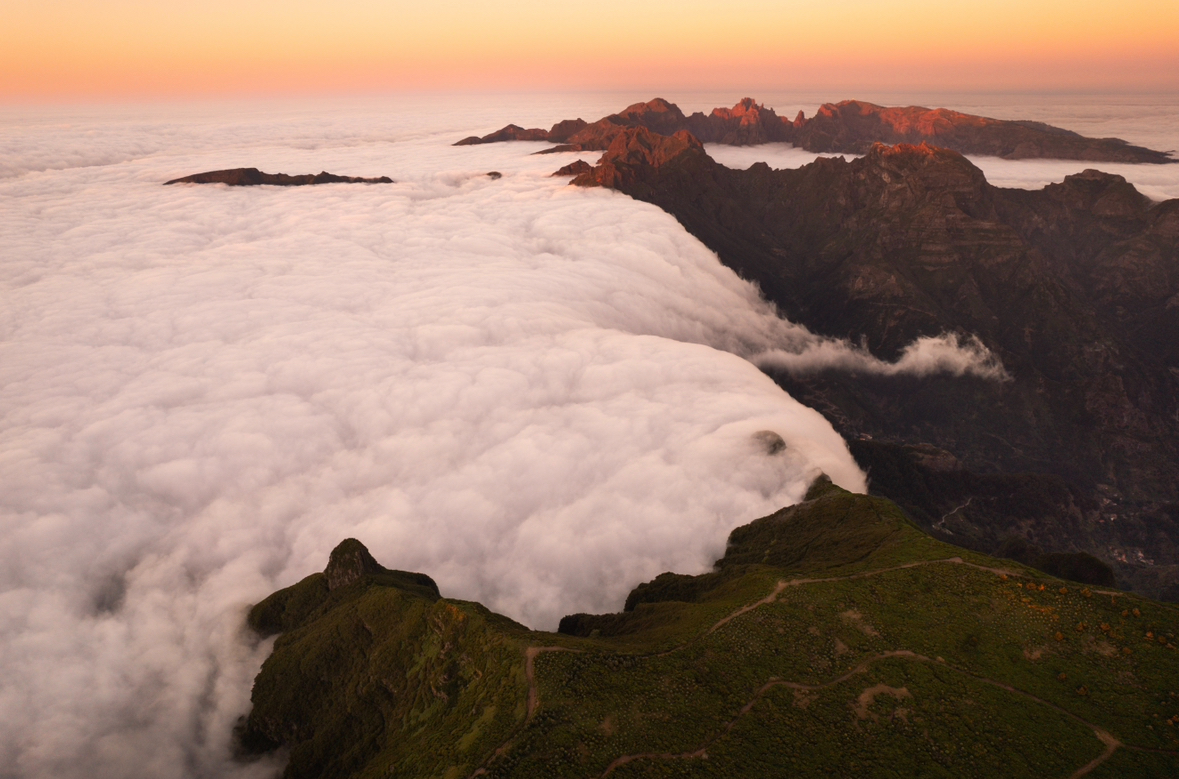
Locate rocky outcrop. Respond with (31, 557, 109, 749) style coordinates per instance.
(164, 168, 393, 186)
(324, 538, 386, 590)
(246, 539, 439, 638)
(550, 159, 592, 177)
(569, 127, 705, 187)
(568, 128, 1179, 597)
(456, 97, 1175, 163)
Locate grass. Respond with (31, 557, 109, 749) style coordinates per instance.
(239, 478, 1179, 777)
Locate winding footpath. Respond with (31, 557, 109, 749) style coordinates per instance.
(474, 557, 1174, 779)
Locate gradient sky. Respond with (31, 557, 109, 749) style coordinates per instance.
(4, 0, 1178, 100)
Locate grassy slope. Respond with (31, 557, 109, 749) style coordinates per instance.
(240, 480, 1179, 778)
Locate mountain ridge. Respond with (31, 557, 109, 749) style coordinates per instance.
(456, 97, 1175, 164)
(236, 479, 1179, 777)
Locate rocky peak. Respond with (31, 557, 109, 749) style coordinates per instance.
(324, 538, 387, 590)
(1047, 170, 1153, 218)
(610, 98, 689, 136)
(856, 142, 989, 199)
(548, 118, 589, 142)
(618, 98, 683, 119)
(570, 128, 704, 188)
(711, 97, 761, 119)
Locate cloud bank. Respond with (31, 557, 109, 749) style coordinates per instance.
(0, 99, 869, 779)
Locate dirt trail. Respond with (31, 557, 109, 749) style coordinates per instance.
(1069, 730, 1121, 779)
(708, 580, 788, 633)
(525, 646, 578, 720)
(597, 649, 1146, 778)
(707, 556, 1017, 634)
(477, 556, 1170, 778)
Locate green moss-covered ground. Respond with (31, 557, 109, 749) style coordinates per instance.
(239, 478, 1179, 777)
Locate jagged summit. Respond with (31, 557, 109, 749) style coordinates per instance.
(569, 127, 706, 188)
(324, 538, 386, 590)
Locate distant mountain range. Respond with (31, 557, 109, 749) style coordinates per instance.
(458, 97, 1176, 164)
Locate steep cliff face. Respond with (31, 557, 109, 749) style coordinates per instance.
(567, 130, 1179, 593)
(455, 97, 1175, 163)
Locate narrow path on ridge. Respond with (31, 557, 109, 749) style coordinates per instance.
(473, 556, 1170, 779)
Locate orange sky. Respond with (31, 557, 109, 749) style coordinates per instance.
(3, 0, 1178, 100)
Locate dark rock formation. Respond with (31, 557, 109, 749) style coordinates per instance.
(246, 539, 439, 638)
(550, 159, 592, 177)
(456, 97, 1175, 164)
(569, 127, 1179, 598)
(164, 168, 393, 186)
(455, 124, 550, 145)
(324, 538, 386, 590)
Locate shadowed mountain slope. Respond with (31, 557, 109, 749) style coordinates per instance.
(237, 481, 1179, 778)
(566, 128, 1179, 598)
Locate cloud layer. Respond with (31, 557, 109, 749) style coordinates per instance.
(0, 99, 871, 779)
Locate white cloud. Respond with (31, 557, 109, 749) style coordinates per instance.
(753, 333, 1010, 380)
(0, 99, 864, 779)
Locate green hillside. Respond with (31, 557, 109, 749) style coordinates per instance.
(238, 479, 1179, 778)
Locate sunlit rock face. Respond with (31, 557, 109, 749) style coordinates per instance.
(456, 96, 1176, 164)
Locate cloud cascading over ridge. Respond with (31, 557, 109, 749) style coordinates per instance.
(0, 99, 872, 779)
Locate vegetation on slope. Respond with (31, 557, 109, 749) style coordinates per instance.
(238, 479, 1179, 778)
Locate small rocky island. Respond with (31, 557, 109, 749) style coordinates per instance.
(164, 168, 393, 186)
(459, 97, 1175, 164)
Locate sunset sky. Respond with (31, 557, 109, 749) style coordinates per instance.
(3, 0, 1178, 100)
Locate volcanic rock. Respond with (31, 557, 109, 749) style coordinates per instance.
(164, 168, 393, 186)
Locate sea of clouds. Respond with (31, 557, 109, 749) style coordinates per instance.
(1, 91, 1173, 778)
(705, 91, 1179, 200)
